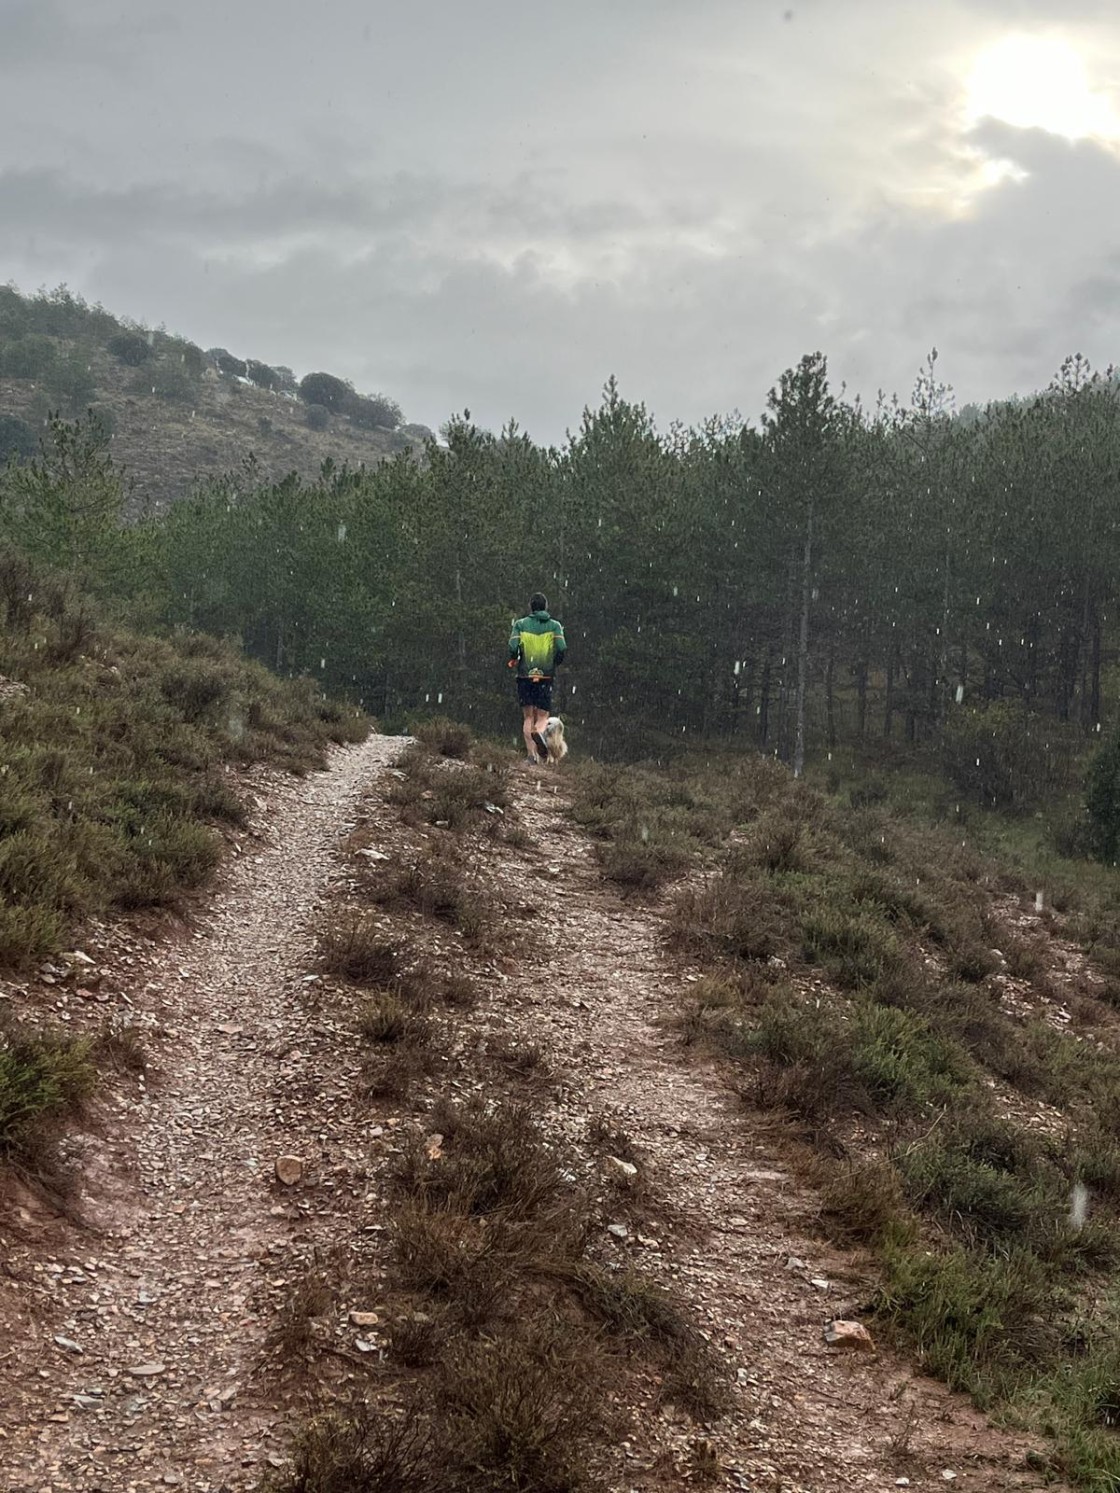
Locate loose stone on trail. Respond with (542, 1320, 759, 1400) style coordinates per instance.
(274, 1155, 304, 1185)
(605, 1155, 638, 1184)
(823, 1320, 874, 1351)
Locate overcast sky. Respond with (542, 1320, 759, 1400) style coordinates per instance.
(2, 0, 1119, 439)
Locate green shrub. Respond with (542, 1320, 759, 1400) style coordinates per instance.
(801, 904, 901, 989)
(107, 330, 153, 366)
(0, 1025, 95, 1157)
(874, 1241, 1057, 1403)
(0, 334, 56, 379)
(943, 703, 1078, 811)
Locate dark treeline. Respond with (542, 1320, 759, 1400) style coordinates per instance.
(4, 348, 1120, 775)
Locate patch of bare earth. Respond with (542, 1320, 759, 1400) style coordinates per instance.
(0, 744, 1069, 1492)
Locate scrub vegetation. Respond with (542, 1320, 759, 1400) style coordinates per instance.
(573, 748, 1120, 1488)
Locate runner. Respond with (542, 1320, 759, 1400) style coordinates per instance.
(508, 593, 566, 763)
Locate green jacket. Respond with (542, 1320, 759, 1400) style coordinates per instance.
(509, 609, 566, 680)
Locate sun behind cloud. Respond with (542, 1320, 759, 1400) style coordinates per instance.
(966, 33, 1120, 141)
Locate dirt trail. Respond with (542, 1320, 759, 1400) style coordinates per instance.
(0, 743, 1064, 1492)
(0, 732, 403, 1493)
(487, 772, 1059, 1493)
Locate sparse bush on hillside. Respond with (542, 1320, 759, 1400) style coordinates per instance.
(107, 330, 154, 366)
(216, 352, 248, 378)
(246, 359, 280, 390)
(412, 716, 473, 758)
(304, 403, 330, 431)
(0, 1023, 95, 1161)
(347, 391, 402, 430)
(299, 371, 352, 412)
(644, 748, 1120, 1482)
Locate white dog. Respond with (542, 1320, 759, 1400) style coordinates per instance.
(543, 716, 568, 762)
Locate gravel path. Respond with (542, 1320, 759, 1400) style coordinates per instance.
(0, 732, 404, 1493)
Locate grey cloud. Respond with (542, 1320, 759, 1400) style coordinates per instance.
(3, 0, 1120, 441)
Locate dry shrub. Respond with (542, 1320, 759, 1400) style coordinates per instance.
(320, 915, 399, 984)
(267, 1404, 436, 1493)
(387, 747, 508, 832)
(265, 1266, 334, 1368)
(392, 1204, 507, 1314)
(387, 1309, 451, 1367)
(434, 1326, 603, 1493)
(599, 835, 692, 892)
(368, 856, 490, 943)
(398, 1100, 567, 1222)
(400, 962, 478, 1010)
(815, 1156, 911, 1246)
(412, 716, 473, 759)
(487, 1036, 550, 1082)
(0, 1022, 95, 1161)
(357, 993, 431, 1047)
(671, 874, 796, 963)
(362, 1044, 435, 1103)
(658, 1342, 732, 1422)
(569, 1263, 689, 1344)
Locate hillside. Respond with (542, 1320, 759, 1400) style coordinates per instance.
(0, 285, 430, 512)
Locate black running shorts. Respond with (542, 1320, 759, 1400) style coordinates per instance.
(516, 677, 553, 712)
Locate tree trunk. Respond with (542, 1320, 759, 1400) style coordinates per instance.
(825, 642, 837, 752)
(793, 501, 814, 778)
(759, 645, 773, 748)
(454, 564, 468, 708)
(884, 646, 895, 739)
(856, 652, 868, 738)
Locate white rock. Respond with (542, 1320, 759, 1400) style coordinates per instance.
(605, 1156, 638, 1184)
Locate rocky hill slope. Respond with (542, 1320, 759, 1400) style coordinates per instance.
(0, 349, 424, 513)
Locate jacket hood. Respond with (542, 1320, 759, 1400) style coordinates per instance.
(531, 609, 551, 620)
